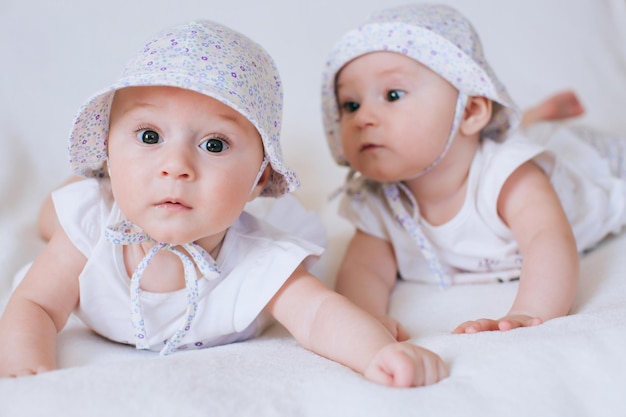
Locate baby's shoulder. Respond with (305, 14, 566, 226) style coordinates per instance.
(477, 134, 546, 174)
(52, 178, 112, 210)
(52, 178, 116, 256)
(226, 208, 324, 259)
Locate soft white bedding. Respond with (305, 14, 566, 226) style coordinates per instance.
(1, 227, 625, 416)
(1, 0, 626, 416)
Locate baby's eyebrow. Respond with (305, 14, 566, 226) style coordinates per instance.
(335, 81, 347, 93)
(113, 101, 158, 118)
(212, 111, 242, 124)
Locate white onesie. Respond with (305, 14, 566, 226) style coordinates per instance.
(52, 179, 325, 352)
(340, 123, 626, 285)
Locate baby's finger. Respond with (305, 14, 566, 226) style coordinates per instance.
(452, 321, 474, 334)
(364, 363, 394, 387)
(11, 368, 37, 378)
(452, 318, 499, 334)
(364, 349, 415, 388)
(498, 315, 543, 331)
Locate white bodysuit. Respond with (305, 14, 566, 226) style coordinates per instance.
(340, 123, 626, 285)
(53, 179, 325, 352)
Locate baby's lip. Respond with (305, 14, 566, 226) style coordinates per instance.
(155, 198, 191, 209)
(360, 142, 381, 152)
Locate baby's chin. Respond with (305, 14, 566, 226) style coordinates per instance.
(357, 169, 417, 184)
(139, 227, 202, 246)
(144, 228, 226, 256)
(348, 161, 411, 183)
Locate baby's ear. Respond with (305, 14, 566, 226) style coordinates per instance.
(459, 96, 492, 136)
(248, 165, 272, 201)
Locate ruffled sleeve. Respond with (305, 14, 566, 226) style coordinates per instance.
(230, 220, 324, 331)
(245, 194, 327, 251)
(190, 211, 325, 335)
(51, 178, 112, 258)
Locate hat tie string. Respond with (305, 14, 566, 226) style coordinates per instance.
(105, 220, 220, 355)
(382, 92, 469, 287)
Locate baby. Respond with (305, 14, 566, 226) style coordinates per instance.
(0, 19, 447, 387)
(321, 3, 626, 337)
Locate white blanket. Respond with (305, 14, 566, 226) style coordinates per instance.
(2, 226, 625, 416)
(1, 1, 626, 416)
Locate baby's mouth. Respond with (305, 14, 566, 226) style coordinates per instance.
(360, 143, 381, 152)
(155, 199, 191, 210)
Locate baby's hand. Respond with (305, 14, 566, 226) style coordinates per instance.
(377, 315, 410, 342)
(496, 314, 543, 331)
(452, 314, 543, 334)
(1, 365, 51, 378)
(364, 342, 448, 388)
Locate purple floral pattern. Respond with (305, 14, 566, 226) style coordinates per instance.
(321, 3, 522, 167)
(69, 20, 298, 197)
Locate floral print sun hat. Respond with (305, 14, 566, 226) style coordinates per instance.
(69, 20, 298, 197)
(321, 3, 522, 167)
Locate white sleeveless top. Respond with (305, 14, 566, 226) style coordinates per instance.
(53, 179, 325, 352)
(340, 125, 626, 285)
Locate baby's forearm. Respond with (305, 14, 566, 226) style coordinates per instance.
(304, 290, 398, 374)
(511, 234, 579, 321)
(0, 296, 59, 377)
(271, 269, 447, 387)
(335, 232, 398, 321)
(336, 272, 393, 319)
(509, 277, 577, 321)
(272, 269, 397, 374)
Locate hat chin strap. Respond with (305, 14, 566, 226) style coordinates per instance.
(249, 156, 269, 195)
(104, 221, 221, 355)
(381, 91, 469, 288)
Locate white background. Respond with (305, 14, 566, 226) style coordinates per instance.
(1, 0, 625, 214)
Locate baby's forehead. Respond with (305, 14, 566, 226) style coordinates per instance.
(110, 86, 260, 133)
(340, 51, 431, 72)
(112, 86, 234, 113)
(335, 51, 451, 89)
(112, 85, 219, 105)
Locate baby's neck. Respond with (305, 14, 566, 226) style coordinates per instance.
(404, 136, 479, 226)
(122, 233, 226, 293)
(199, 231, 227, 258)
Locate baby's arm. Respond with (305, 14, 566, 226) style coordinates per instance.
(453, 161, 578, 334)
(38, 175, 83, 241)
(0, 228, 84, 377)
(267, 264, 447, 388)
(335, 230, 408, 341)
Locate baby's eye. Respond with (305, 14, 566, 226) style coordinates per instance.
(341, 101, 360, 113)
(201, 137, 230, 153)
(137, 129, 160, 144)
(386, 90, 406, 102)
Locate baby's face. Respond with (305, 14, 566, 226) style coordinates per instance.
(107, 86, 265, 248)
(335, 51, 459, 182)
